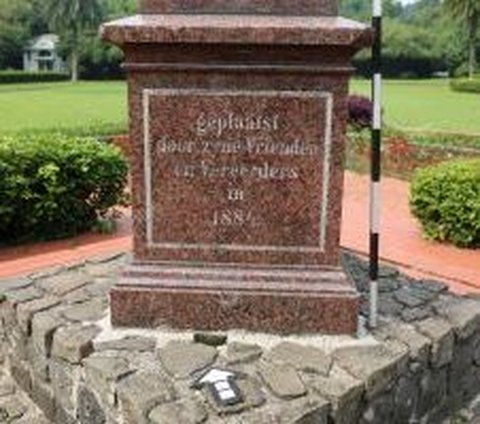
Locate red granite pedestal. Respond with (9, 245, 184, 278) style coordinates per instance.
(112, 263, 359, 334)
(102, 1, 371, 334)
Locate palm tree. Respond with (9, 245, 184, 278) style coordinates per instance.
(444, 0, 480, 79)
(45, 0, 104, 81)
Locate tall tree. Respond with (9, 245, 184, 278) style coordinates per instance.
(44, 0, 104, 81)
(340, 0, 404, 21)
(444, 0, 480, 78)
(0, 0, 48, 70)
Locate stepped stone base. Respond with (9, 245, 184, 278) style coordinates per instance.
(111, 262, 359, 334)
(1, 253, 480, 424)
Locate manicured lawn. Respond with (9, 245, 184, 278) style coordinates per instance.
(0, 79, 479, 135)
(351, 79, 480, 135)
(0, 81, 127, 134)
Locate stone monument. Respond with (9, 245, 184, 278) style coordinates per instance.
(101, 0, 371, 334)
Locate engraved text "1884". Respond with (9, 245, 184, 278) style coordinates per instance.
(213, 210, 259, 227)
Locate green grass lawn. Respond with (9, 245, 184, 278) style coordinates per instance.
(351, 79, 480, 135)
(0, 79, 479, 135)
(0, 81, 127, 134)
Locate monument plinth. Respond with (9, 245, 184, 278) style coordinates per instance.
(101, 1, 371, 334)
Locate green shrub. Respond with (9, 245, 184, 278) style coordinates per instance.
(0, 71, 69, 84)
(10, 122, 128, 138)
(0, 134, 128, 244)
(348, 126, 480, 151)
(450, 77, 480, 94)
(406, 131, 480, 151)
(410, 159, 480, 248)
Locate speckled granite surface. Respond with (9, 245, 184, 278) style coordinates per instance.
(101, 15, 371, 46)
(101, 1, 371, 334)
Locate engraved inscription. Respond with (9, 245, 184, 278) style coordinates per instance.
(144, 89, 333, 253)
(195, 112, 280, 136)
(227, 189, 244, 202)
(213, 209, 259, 228)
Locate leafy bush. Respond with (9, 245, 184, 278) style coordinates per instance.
(0, 70, 69, 84)
(410, 159, 480, 248)
(450, 77, 480, 94)
(0, 134, 128, 244)
(347, 95, 373, 129)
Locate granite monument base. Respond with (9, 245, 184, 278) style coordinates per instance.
(110, 262, 359, 334)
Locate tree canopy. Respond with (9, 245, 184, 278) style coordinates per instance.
(443, 0, 480, 78)
(341, 0, 478, 77)
(44, 0, 105, 81)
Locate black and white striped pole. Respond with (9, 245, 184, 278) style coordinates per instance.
(370, 0, 382, 329)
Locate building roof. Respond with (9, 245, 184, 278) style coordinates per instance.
(24, 34, 59, 51)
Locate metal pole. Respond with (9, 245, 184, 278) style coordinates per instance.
(370, 0, 382, 329)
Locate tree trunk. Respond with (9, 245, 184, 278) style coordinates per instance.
(469, 43, 475, 79)
(468, 15, 478, 80)
(71, 47, 79, 82)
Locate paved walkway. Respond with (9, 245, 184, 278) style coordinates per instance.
(342, 172, 480, 294)
(1, 172, 479, 294)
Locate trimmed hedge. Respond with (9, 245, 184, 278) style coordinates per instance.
(348, 126, 480, 151)
(10, 122, 128, 139)
(354, 56, 447, 79)
(0, 71, 69, 84)
(410, 159, 480, 248)
(0, 134, 128, 244)
(450, 77, 480, 94)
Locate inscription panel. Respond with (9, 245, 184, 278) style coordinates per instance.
(143, 89, 333, 254)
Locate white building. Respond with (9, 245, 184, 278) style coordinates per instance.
(23, 34, 66, 72)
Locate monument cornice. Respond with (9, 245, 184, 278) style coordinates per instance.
(101, 15, 372, 49)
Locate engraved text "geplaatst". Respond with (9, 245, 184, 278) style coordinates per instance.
(196, 112, 280, 137)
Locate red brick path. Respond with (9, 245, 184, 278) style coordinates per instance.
(342, 172, 480, 294)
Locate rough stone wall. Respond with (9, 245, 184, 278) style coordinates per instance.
(0, 253, 479, 424)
